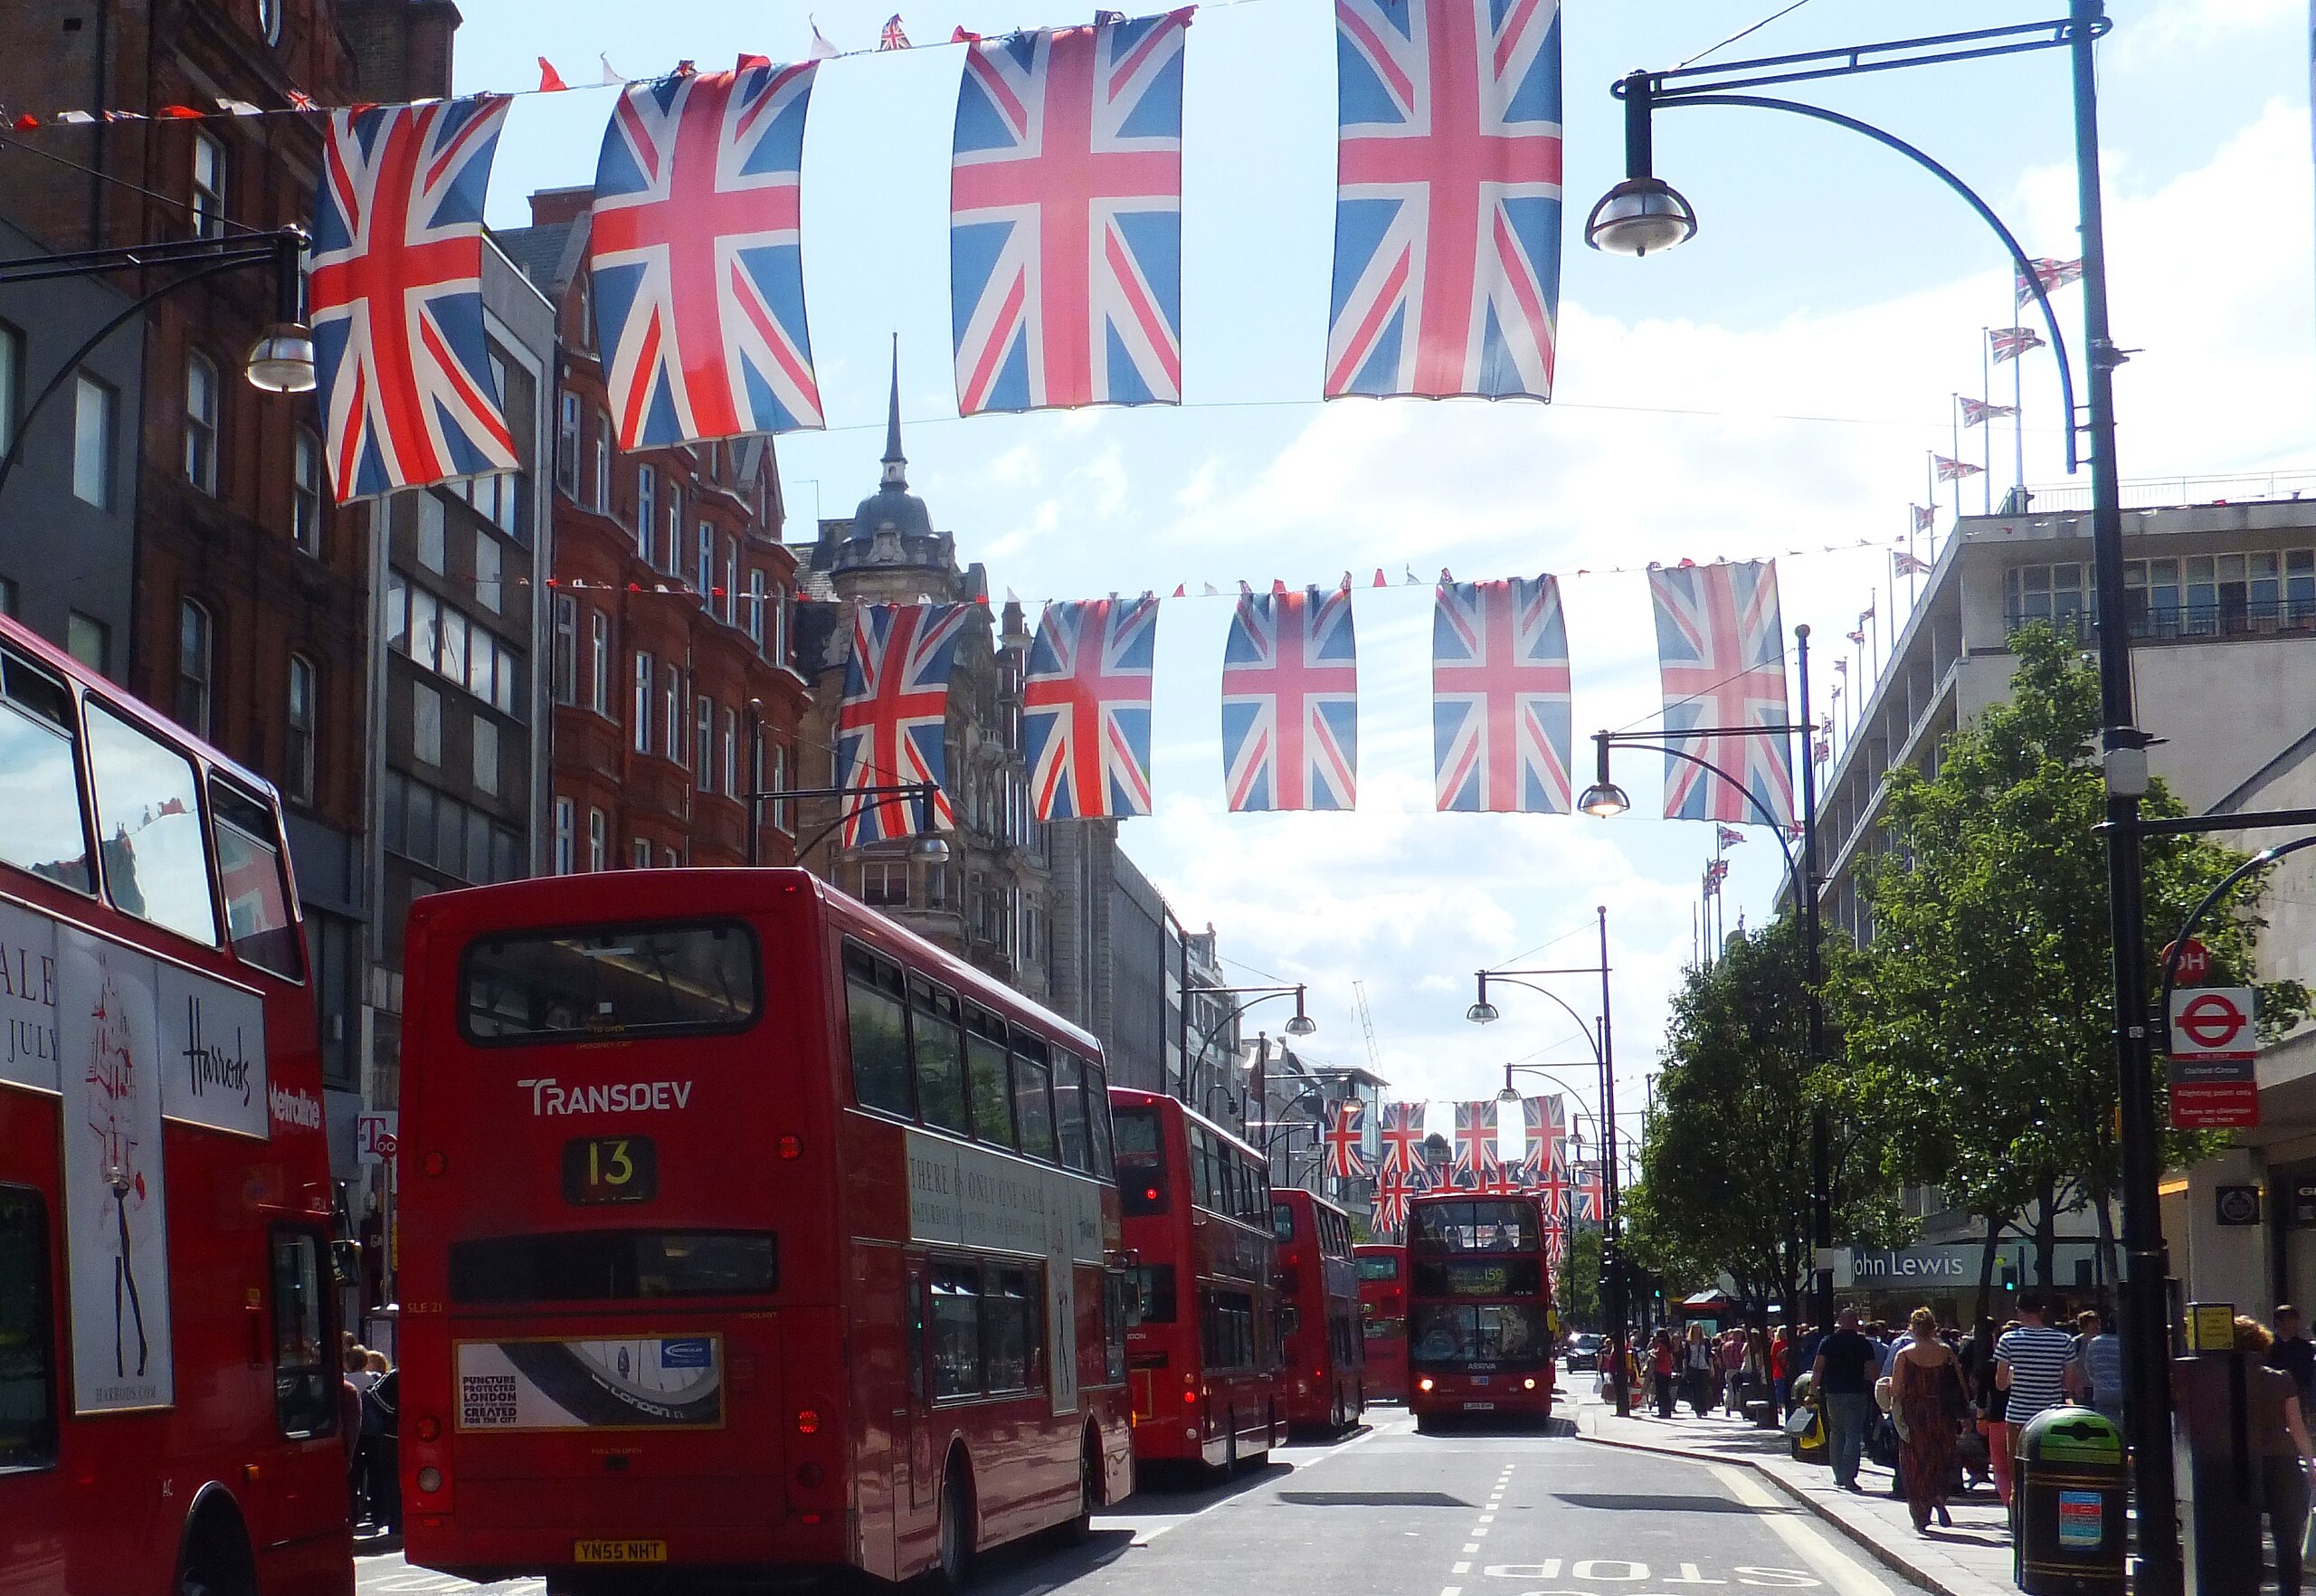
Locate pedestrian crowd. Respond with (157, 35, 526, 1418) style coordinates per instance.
(340, 1334, 402, 1540)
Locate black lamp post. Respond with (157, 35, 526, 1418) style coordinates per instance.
(740, 775, 952, 867)
(0, 225, 316, 503)
(1468, 905, 1626, 1412)
(1575, 632, 1827, 1331)
(1186, 983, 1316, 1140)
(1581, 11, 2172, 1588)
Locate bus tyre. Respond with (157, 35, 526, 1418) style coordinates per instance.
(1221, 1418, 1239, 1476)
(177, 1503, 254, 1596)
(1064, 1431, 1100, 1543)
(1328, 1392, 1345, 1431)
(935, 1458, 973, 1590)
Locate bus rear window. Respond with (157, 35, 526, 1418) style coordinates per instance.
(461, 921, 759, 1043)
(449, 1230, 777, 1303)
(1111, 1107, 1159, 1157)
(1355, 1253, 1400, 1283)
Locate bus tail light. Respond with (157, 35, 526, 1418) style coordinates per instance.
(421, 1151, 447, 1177)
(414, 1415, 441, 1443)
(415, 1467, 444, 1495)
(778, 1136, 802, 1160)
(796, 1461, 825, 1488)
(795, 1408, 821, 1435)
(1182, 1388, 1198, 1405)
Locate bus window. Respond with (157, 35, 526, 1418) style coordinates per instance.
(964, 1011, 1015, 1149)
(85, 698, 219, 946)
(0, 1184, 58, 1470)
(1355, 1252, 1400, 1283)
(0, 650, 92, 893)
(1270, 1202, 1296, 1244)
(909, 976, 968, 1135)
(1102, 1269, 1131, 1380)
(212, 780, 302, 979)
(982, 1267, 1035, 1392)
(1084, 1061, 1115, 1178)
(1050, 1056, 1090, 1172)
(1188, 1129, 1211, 1210)
(1011, 1040, 1057, 1162)
(463, 921, 759, 1041)
(843, 945, 913, 1116)
(1201, 1288, 1254, 1370)
(448, 1230, 777, 1302)
(1112, 1105, 1159, 1159)
(930, 1263, 982, 1398)
(1127, 1263, 1175, 1324)
(1238, 1157, 1260, 1220)
(271, 1229, 337, 1439)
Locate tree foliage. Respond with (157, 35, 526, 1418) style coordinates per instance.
(1555, 1224, 1603, 1327)
(1830, 623, 2308, 1284)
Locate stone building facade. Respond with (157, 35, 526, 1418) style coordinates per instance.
(497, 188, 811, 876)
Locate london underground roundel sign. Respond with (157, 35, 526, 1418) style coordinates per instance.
(2169, 987, 2257, 1062)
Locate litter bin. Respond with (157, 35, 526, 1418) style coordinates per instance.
(1785, 1373, 1827, 1466)
(2012, 1407, 2125, 1596)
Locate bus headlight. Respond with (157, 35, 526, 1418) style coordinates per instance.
(1418, 1377, 1435, 1393)
(1523, 1378, 1536, 1390)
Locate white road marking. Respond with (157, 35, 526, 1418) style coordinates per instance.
(1454, 1563, 1472, 1575)
(1464, 1543, 1482, 1554)
(1121, 1426, 1393, 1544)
(1706, 1466, 1893, 1596)
(1479, 1513, 1496, 1523)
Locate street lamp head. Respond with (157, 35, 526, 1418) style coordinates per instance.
(1495, 1083, 1520, 1103)
(1584, 176, 1698, 258)
(243, 322, 318, 393)
(907, 831, 951, 864)
(1578, 780, 1633, 818)
(1284, 1012, 1316, 1037)
(1466, 1000, 1501, 1025)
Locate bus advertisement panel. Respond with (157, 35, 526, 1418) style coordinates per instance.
(1405, 1195, 1555, 1428)
(0, 613, 348, 1596)
(396, 869, 1133, 1591)
(1271, 1188, 1362, 1432)
(1109, 1088, 1278, 1473)
(1354, 1243, 1409, 1402)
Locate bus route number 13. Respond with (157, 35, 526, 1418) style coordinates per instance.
(562, 1136, 659, 1205)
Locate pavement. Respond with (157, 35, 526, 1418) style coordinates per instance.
(355, 1395, 1943, 1596)
(1567, 1379, 2015, 1596)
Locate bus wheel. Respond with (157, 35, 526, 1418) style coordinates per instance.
(1063, 1430, 1100, 1543)
(1221, 1417, 1239, 1476)
(935, 1458, 973, 1589)
(1328, 1392, 1345, 1431)
(177, 1501, 255, 1596)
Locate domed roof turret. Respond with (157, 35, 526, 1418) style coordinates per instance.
(846, 341, 934, 544)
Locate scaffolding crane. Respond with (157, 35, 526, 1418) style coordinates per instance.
(1352, 981, 1383, 1076)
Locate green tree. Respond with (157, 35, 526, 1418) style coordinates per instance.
(1832, 622, 2308, 1303)
(1555, 1225, 1603, 1328)
(1624, 917, 1907, 1320)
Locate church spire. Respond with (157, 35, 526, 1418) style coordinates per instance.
(881, 335, 906, 489)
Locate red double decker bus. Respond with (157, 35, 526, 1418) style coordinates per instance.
(1354, 1243, 1409, 1402)
(0, 614, 348, 1596)
(1405, 1195, 1555, 1430)
(395, 869, 1134, 1590)
(1108, 1088, 1278, 1472)
(1270, 1188, 1362, 1432)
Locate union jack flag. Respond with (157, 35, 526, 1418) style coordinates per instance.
(1380, 1102, 1424, 1174)
(2016, 256, 2083, 305)
(1476, 1162, 1523, 1198)
(1324, 1101, 1371, 1179)
(591, 62, 822, 448)
(1518, 1094, 1563, 1184)
(1958, 396, 2017, 428)
(1716, 824, 1745, 850)
(1989, 325, 2045, 364)
(1328, 0, 1561, 399)
(1373, 1163, 1419, 1235)
(1529, 1151, 1571, 1220)
(1022, 598, 1158, 820)
(950, 11, 1191, 414)
(1911, 503, 1937, 532)
(1542, 1205, 1568, 1267)
(1432, 576, 1571, 813)
(835, 604, 972, 846)
(1934, 454, 1985, 483)
(1572, 1160, 1603, 1222)
(1221, 586, 1359, 812)
(309, 96, 517, 502)
(1647, 561, 1795, 831)
(1452, 1099, 1499, 1180)
(1894, 549, 1932, 577)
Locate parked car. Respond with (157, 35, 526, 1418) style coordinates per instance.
(1564, 1333, 1603, 1372)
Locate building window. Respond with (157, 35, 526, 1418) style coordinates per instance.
(473, 535, 501, 614)
(176, 599, 213, 736)
(412, 681, 441, 766)
(416, 495, 445, 572)
(592, 411, 611, 512)
(66, 612, 109, 674)
(553, 797, 574, 875)
(662, 665, 681, 763)
(192, 131, 227, 239)
(721, 707, 737, 799)
(287, 654, 317, 803)
(72, 374, 112, 508)
(551, 594, 577, 705)
(631, 837, 651, 869)
(722, 538, 737, 624)
(772, 588, 788, 667)
(587, 807, 607, 871)
(588, 611, 610, 715)
(0, 320, 21, 460)
(696, 522, 713, 604)
(636, 467, 657, 559)
(859, 861, 909, 907)
(665, 487, 681, 572)
(556, 392, 580, 496)
(632, 651, 654, 753)
(293, 429, 323, 555)
(746, 570, 766, 646)
(472, 717, 499, 797)
(771, 743, 791, 831)
(694, 696, 713, 791)
(185, 353, 221, 494)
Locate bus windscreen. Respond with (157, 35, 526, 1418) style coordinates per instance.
(1410, 1302, 1552, 1363)
(1406, 1201, 1542, 1253)
(460, 921, 760, 1042)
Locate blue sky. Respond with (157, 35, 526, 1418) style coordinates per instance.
(453, 0, 2315, 1138)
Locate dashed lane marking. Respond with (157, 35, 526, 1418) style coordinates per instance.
(1706, 1465, 1893, 1596)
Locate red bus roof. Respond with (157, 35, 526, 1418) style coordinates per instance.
(1272, 1185, 1352, 1224)
(404, 864, 1102, 1057)
(1107, 1084, 1264, 1161)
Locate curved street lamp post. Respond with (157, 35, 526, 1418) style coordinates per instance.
(1186, 983, 1315, 1146)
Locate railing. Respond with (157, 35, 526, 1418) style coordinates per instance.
(2009, 469, 2316, 515)
(2007, 599, 2316, 644)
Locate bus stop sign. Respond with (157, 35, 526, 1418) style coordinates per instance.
(2169, 989, 2257, 1062)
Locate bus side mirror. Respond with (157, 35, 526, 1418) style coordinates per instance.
(329, 1240, 362, 1288)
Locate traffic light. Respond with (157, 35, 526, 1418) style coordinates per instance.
(1995, 1256, 2017, 1294)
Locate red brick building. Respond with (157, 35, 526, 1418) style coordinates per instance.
(498, 189, 811, 872)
